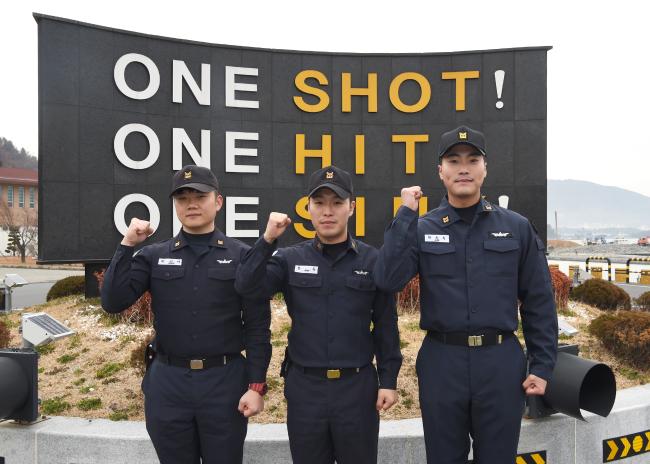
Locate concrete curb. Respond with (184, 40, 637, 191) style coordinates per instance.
(1, 385, 649, 463)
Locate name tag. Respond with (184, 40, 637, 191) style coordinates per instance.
(295, 265, 318, 274)
(158, 258, 182, 266)
(425, 234, 450, 243)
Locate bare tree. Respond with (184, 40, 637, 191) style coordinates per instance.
(0, 201, 38, 263)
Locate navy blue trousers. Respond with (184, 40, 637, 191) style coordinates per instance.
(416, 335, 527, 464)
(284, 364, 380, 464)
(142, 355, 248, 464)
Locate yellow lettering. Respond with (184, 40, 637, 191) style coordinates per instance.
(293, 70, 330, 113)
(389, 72, 431, 113)
(293, 196, 315, 239)
(342, 73, 378, 113)
(355, 196, 365, 236)
(355, 134, 365, 174)
(441, 70, 480, 111)
(392, 134, 429, 174)
(393, 196, 428, 216)
(295, 134, 332, 174)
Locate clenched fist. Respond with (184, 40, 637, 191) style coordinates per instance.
(121, 218, 155, 247)
(400, 186, 423, 212)
(263, 212, 292, 243)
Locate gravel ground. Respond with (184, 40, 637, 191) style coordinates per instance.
(549, 244, 650, 262)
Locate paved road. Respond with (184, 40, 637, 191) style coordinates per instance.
(0, 267, 84, 310)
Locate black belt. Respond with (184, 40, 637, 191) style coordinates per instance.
(427, 330, 514, 347)
(294, 363, 365, 380)
(156, 353, 239, 370)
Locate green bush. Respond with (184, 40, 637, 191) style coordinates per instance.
(46, 276, 85, 301)
(570, 279, 631, 310)
(96, 362, 124, 379)
(589, 311, 650, 368)
(0, 319, 11, 348)
(636, 291, 650, 311)
(77, 398, 102, 411)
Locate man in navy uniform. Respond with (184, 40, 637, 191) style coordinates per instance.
(235, 165, 402, 464)
(374, 126, 557, 463)
(101, 165, 271, 464)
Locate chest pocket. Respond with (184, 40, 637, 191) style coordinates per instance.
(345, 276, 376, 292)
(152, 267, 185, 280)
(483, 239, 520, 276)
(420, 243, 456, 276)
(288, 273, 323, 288)
(208, 266, 236, 281)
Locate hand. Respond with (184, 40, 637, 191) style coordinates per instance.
(238, 389, 264, 417)
(400, 186, 422, 212)
(376, 388, 398, 411)
(121, 218, 154, 247)
(263, 212, 292, 243)
(522, 374, 547, 396)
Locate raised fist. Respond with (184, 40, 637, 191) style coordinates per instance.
(400, 186, 423, 212)
(263, 212, 291, 243)
(121, 218, 155, 247)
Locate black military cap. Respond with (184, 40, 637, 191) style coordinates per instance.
(307, 165, 353, 199)
(438, 125, 486, 158)
(170, 165, 219, 197)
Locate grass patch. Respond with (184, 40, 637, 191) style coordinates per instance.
(404, 321, 421, 332)
(275, 323, 291, 338)
(271, 340, 286, 348)
(38, 367, 45, 374)
(46, 366, 67, 375)
(80, 385, 96, 394)
(558, 308, 577, 317)
(36, 343, 55, 355)
(399, 339, 410, 349)
(73, 377, 86, 386)
(119, 335, 136, 347)
(96, 362, 124, 379)
(77, 398, 102, 411)
(67, 334, 82, 349)
(41, 397, 71, 415)
(109, 411, 129, 421)
(57, 353, 79, 364)
(618, 366, 648, 382)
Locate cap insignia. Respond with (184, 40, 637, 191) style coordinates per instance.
(184, 171, 192, 179)
(326, 171, 334, 179)
(458, 132, 467, 140)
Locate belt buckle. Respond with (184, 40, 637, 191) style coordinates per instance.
(190, 359, 204, 370)
(468, 335, 483, 347)
(327, 369, 341, 379)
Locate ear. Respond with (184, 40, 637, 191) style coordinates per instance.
(215, 193, 224, 212)
(348, 200, 356, 217)
(438, 163, 443, 181)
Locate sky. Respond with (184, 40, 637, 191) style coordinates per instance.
(1, 1, 649, 196)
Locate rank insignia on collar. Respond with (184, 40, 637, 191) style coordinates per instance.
(485, 203, 493, 210)
(174, 241, 181, 247)
(217, 240, 224, 245)
(442, 215, 450, 224)
(184, 171, 192, 179)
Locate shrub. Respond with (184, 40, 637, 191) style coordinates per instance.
(397, 275, 420, 315)
(636, 291, 650, 311)
(570, 279, 631, 310)
(589, 311, 650, 368)
(46, 276, 85, 301)
(95, 270, 153, 325)
(129, 333, 156, 375)
(0, 319, 11, 348)
(549, 267, 571, 311)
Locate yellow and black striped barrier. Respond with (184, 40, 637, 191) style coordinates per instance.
(586, 256, 612, 281)
(468, 450, 546, 463)
(603, 429, 650, 461)
(625, 257, 650, 283)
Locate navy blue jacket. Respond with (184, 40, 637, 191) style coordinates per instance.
(375, 197, 557, 381)
(235, 235, 402, 389)
(101, 228, 271, 383)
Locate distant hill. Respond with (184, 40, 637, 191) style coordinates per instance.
(0, 137, 38, 170)
(548, 180, 650, 229)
